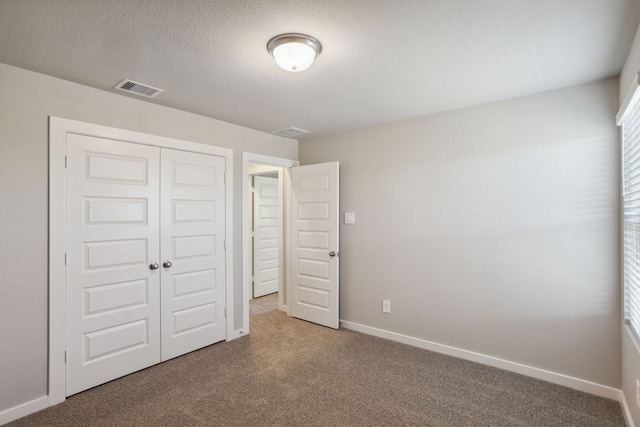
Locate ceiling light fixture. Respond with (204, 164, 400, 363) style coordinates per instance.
(267, 33, 322, 72)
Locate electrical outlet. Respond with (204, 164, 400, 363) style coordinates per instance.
(344, 212, 356, 224)
(636, 379, 640, 408)
(382, 299, 391, 313)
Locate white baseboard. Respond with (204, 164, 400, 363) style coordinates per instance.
(621, 390, 637, 427)
(0, 396, 48, 426)
(227, 329, 248, 341)
(340, 320, 621, 401)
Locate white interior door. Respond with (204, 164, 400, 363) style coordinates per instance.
(66, 134, 161, 396)
(253, 175, 280, 298)
(291, 162, 340, 329)
(160, 149, 226, 360)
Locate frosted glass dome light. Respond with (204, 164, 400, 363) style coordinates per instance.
(267, 34, 322, 72)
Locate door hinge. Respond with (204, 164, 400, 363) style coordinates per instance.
(64, 253, 67, 265)
(224, 173, 227, 183)
(65, 155, 67, 168)
(64, 351, 67, 363)
(224, 307, 227, 317)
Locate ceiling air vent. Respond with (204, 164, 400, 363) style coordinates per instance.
(272, 127, 311, 138)
(114, 79, 164, 98)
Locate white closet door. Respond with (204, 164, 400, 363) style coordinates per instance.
(66, 134, 161, 396)
(160, 148, 226, 361)
(253, 175, 280, 298)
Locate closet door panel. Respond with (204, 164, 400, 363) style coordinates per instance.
(66, 135, 161, 396)
(160, 148, 226, 361)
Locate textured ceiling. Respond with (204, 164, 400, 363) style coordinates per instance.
(1, 0, 639, 139)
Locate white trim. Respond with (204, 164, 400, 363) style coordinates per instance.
(626, 324, 640, 357)
(282, 167, 293, 316)
(621, 389, 637, 427)
(226, 329, 246, 341)
(48, 117, 68, 406)
(224, 154, 235, 343)
(49, 116, 234, 407)
(0, 396, 49, 425)
(242, 153, 298, 334)
(340, 320, 621, 401)
(617, 71, 640, 125)
(249, 165, 281, 175)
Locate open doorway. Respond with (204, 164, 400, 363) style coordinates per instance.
(242, 153, 299, 333)
(249, 169, 280, 316)
(242, 153, 341, 332)
(250, 169, 279, 298)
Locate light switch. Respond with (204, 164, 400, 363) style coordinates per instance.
(344, 212, 356, 224)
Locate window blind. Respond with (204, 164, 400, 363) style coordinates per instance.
(622, 81, 640, 338)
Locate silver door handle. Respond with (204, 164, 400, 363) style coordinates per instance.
(329, 251, 337, 258)
(149, 263, 159, 270)
(163, 261, 172, 269)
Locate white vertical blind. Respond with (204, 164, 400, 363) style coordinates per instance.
(622, 81, 640, 338)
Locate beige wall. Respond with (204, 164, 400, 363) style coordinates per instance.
(0, 63, 297, 412)
(300, 78, 621, 388)
(620, 22, 640, 427)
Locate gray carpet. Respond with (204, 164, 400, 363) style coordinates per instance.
(8, 311, 625, 426)
(250, 293, 279, 316)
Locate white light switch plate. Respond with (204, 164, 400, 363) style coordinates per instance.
(382, 300, 391, 313)
(344, 212, 356, 224)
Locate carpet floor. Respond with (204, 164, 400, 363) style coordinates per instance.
(250, 293, 279, 316)
(8, 311, 625, 426)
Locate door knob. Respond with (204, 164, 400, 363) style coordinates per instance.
(149, 262, 159, 270)
(329, 251, 337, 258)
(163, 261, 172, 269)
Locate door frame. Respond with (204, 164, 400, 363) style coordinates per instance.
(241, 153, 298, 333)
(49, 117, 234, 405)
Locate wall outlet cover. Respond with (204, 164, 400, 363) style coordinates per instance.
(344, 212, 356, 224)
(382, 299, 391, 313)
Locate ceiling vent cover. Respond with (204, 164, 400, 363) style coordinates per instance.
(114, 79, 164, 98)
(272, 127, 311, 138)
